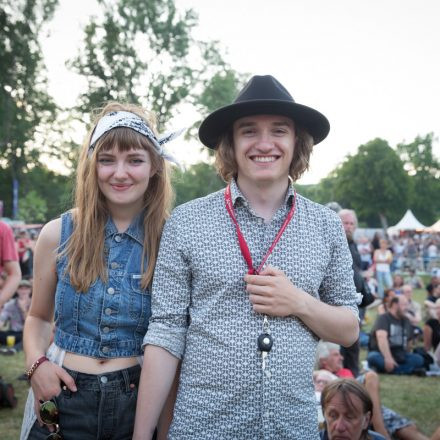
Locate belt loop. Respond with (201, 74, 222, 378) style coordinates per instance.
(121, 368, 130, 392)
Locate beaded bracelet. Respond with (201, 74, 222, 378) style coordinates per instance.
(26, 355, 49, 380)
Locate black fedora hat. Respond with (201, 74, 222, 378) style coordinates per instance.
(198, 75, 330, 149)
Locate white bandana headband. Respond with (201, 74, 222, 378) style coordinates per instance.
(88, 110, 182, 165)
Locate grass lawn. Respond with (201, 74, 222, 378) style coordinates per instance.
(0, 287, 438, 438)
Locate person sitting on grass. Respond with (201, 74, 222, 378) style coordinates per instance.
(425, 283, 440, 320)
(368, 296, 425, 376)
(423, 298, 440, 358)
(377, 288, 396, 315)
(319, 378, 386, 440)
(0, 279, 32, 346)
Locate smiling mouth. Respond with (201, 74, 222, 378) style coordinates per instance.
(251, 156, 278, 163)
(111, 184, 132, 190)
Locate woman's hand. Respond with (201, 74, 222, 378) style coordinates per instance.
(30, 361, 76, 427)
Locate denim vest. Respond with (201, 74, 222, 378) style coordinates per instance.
(54, 211, 151, 358)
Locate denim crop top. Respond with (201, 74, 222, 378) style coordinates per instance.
(54, 211, 151, 358)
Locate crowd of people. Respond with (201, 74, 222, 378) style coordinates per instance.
(0, 74, 438, 439)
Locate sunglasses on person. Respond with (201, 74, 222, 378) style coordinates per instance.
(39, 400, 63, 440)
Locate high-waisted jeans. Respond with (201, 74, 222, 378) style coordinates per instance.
(28, 365, 141, 440)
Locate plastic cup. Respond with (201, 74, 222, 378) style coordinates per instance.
(6, 335, 16, 348)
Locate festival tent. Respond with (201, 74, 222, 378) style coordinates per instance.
(388, 209, 425, 233)
(426, 218, 440, 232)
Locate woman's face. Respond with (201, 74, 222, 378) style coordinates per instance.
(96, 146, 154, 214)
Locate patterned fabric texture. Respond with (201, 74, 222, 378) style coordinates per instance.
(144, 180, 358, 439)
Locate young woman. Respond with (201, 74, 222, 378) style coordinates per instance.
(373, 239, 393, 299)
(21, 103, 178, 440)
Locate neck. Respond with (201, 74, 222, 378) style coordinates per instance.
(107, 205, 142, 232)
(236, 176, 289, 222)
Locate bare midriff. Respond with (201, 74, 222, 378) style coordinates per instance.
(63, 352, 138, 374)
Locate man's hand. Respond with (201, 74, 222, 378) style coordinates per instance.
(244, 265, 306, 317)
(384, 356, 397, 372)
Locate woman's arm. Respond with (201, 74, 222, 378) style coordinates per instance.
(23, 219, 77, 418)
(133, 345, 180, 440)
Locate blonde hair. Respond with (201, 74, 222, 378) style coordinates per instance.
(63, 102, 173, 292)
(214, 122, 314, 182)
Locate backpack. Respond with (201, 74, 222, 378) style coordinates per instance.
(0, 378, 17, 408)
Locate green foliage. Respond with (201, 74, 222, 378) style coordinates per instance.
(332, 138, 410, 228)
(172, 162, 224, 207)
(296, 174, 338, 205)
(17, 190, 47, 222)
(69, 0, 238, 130)
(397, 133, 440, 225)
(0, 0, 58, 180)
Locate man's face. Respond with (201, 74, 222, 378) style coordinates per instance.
(402, 285, 412, 299)
(339, 213, 356, 239)
(323, 349, 344, 374)
(232, 114, 295, 189)
(396, 296, 409, 318)
(324, 392, 370, 440)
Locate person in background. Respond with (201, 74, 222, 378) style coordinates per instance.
(319, 378, 386, 440)
(392, 274, 404, 295)
(0, 279, 32, 346)
(373, 239, 393, 299)
(368, 296, 425, 375)
(21, 102, 178, 440)
(423, 298, 440, 355)
(377, 289, 396, 315)
(339, 209, 374, 377)
(16, 229, 32, 278)
(0, 220, 21, 310)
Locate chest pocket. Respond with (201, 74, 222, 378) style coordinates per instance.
(128, 274, 151, 321)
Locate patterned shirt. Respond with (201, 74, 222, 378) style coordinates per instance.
(144, 180, 358, 439)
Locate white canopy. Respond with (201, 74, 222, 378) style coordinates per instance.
(389, 209, 425, 231)
(426, 218, 440, 232)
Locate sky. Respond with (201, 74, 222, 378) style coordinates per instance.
(41, 0, 440, 184)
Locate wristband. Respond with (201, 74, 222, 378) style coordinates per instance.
(26, 356, 49, 380)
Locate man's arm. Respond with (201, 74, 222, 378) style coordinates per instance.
(246, 266, 359, 347)
(375, 329, 397, 372)
(0, 260, 21, 309)
(133, 346, 180, 440)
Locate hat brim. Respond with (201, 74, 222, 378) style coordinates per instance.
(198, 99, 330, 149)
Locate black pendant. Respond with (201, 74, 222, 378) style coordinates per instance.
(257, 333, 273, 352)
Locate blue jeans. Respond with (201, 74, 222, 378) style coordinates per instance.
(28, 365, 141, 440)
(367, 350, 424, 374)
(375, 271, 392, 299)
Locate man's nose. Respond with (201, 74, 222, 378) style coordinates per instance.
(334, 417, 347, 431)
(255, 132, 274, 150)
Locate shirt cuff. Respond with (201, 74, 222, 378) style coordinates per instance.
(143, 322, 187, 360)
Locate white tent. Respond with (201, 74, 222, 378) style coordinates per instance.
(426, 218, 440, 232)
(389, 209, 425, 232)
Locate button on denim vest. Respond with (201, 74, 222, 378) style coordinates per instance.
(54, 211, 151, 357)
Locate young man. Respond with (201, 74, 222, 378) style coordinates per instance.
(134, 75, 359, 439)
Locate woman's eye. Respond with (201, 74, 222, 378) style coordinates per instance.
(98, 157, 113, 164)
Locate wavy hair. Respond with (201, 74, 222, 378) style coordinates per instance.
(214, 122, 314, 183)
(63, 102, 173, 292)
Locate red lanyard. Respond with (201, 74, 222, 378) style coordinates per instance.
(224, 184, 297, 274)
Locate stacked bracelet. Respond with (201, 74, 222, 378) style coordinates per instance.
(26, 356, 49, 380)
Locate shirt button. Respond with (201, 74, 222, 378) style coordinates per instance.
(110, 262, 118, 269)
(105, 308, 112, 315)
(100, 375, 108, 383)
(101, 347, 109, 354)
(107, 287, 115, 295)
(114, 235, 122, 242)
(103, 327, 110, 333)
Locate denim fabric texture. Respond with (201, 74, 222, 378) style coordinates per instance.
(28, 365, 141, 440)
(367, 350, 424, 374)
(54, 212, 151, 358)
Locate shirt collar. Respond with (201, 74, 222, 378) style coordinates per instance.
(104, 211, 145, 245)
(229, 178, 295, 208)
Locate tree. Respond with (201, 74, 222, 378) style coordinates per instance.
(69, 0, 238, 130)
(332, 138, 410, 229)
(0, 0, 58, 217)
(172, 162, 224, 207)
(397, 133, 440, 225)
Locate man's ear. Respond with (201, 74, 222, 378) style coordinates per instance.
(362, 411, 371, 430)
